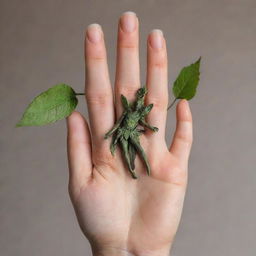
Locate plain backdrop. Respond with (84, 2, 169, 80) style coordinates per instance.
(1, 0, 256, 255)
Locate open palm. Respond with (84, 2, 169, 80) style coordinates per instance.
(66, 12, 193, 256)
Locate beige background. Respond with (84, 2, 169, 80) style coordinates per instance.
(1, 0, 256, 255)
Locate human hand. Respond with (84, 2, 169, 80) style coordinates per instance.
(66, 11, 193, 256)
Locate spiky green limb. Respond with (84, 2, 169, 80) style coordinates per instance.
(104, 111, 126, 139)
(120, 138, 138, 179)
(128, 143, 136, 170)
(129, 132, 150, 176)
(110, 129, 122, 155)
(139, 119, 158, 132)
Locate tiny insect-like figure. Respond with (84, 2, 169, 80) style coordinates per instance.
(104, 87, 158, 179)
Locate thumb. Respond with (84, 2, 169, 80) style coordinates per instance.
(66, 111, 93, 196)
(169, 99, 193, 164)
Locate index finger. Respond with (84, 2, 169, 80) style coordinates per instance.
(85, 24, 115, 149)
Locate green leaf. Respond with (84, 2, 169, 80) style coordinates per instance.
(16, 84, 78, 127)
(172, 57, 201, 100)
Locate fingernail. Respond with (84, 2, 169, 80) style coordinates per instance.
(120, 11, 137, 33)
(150, 29, 163, 50)
(86, 23, 102, 43)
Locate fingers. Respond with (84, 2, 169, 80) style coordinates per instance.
(145, 29, 168, 141)
(169, 100, 193, 165)
(85, 24, 115, 149)
(115, 12, 140, 118)
(66, 112, 93, 192)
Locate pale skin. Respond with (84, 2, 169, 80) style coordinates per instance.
(66, 12, 193, 256)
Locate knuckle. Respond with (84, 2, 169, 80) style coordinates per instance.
(89, 56, 106, 62)
(175, 121, 193, 144)
(148, 51, 167, 69)
(85, 49, 106, 62)
(86, 92, 112, 107)
(147, 96, 168, 110)
(118, 32, 138, 50)
(116, 83, 140, 98)
(151, 59, 167, 69)
(176, 132, 193, 144)
(119, 43, 137, 49)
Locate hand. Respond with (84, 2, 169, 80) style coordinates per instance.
(66, 12, 193, 256)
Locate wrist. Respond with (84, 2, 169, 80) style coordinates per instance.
(92, 247, 134, 256)
(91, 245, 171, 256)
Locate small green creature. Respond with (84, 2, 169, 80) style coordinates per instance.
(104, 87, 158, 179)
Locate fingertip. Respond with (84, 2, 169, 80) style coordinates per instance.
(86, 23, 103, 44)
(169, 100, 193, 162)
(176, 99, 192, 122)
(66, 112, 92, 156)
(66, 111, 87, 133)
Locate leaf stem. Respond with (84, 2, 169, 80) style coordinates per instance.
(75, 93, 85, 96)
(167, 98, 178, 110)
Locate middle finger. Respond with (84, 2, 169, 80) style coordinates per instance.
(115, 12, 140, 118)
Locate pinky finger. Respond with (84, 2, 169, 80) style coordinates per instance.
(169, 99, 193, 164)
